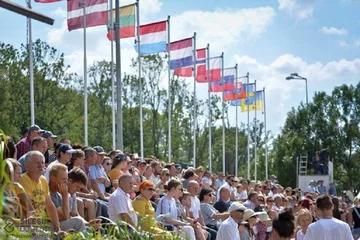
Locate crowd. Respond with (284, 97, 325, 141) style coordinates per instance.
(1, 124, 360, 240)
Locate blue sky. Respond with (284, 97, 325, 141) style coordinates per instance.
(2, 0, 360, 138)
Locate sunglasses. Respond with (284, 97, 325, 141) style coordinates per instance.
(267, 200, 274, 203)
(258, 199, 264, 202)
(146, 188, 156, 191)
(105, 163, 111, 166)
(236, 210, 244, 213)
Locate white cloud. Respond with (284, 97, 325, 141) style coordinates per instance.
(51, 7, 67, 18)
(339, 40, 349, 47)
(355, 38, 360, 47)
(278, 0, 320, 20)
(320, 26, 348, 36)
(229, 54, 360, 131)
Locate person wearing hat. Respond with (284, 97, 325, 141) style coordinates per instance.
(307, 180, 317, 193)
(270, 175, 277, 185)
(108, 153, 132, 189)
(89, 146, 111, 201)
(16, 124, 45, 159)
(45, 144, 76, 182)
(239, 209, 262, 240)
(42, 130, 57, 165)
(216, 202, 247, 240)
(131, 153, 140, 167)
(132, 180, 172, 239)
(253, 212, 272, 240)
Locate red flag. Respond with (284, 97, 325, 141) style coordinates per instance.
(67, 0, 108, 31)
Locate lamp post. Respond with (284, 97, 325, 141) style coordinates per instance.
(286, 73, 308, 105)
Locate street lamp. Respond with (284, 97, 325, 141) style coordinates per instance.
(286, 73, 308, 105)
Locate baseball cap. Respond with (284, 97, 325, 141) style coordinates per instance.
(29, 124, 44, 133)
(59, 144, 76, 154)
(137, 159, 147, 166)
(42, 131, 57, 138)
(228, 202, 247, 212)
(93, 146, 106, 155)
(114, 153, 131, 162)
(271, 175, 277, 179)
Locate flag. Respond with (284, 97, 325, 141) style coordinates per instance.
(196, 57, 221, 83)
(209, 68, 235, 92)
(107, 4, 136, 40)
(241, 91, 263, 112)
(230, 83, 255, 105)
(224, 78, 248, 101)
(169, 38, 193, 70)
(67, 0, 108, 31)
(35, 0, 61, 3)
(135, 21, 167, 55)
(174, 48, 206, 77)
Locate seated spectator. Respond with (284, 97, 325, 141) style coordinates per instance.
(49, 163, 86, 232)
(213, 187, 231, 213)
(108, 153, 131, 189)
(132, 180, 172, 239)
(181, 169, 195, 189)
(155, 179, 194, 239)
(239, 209, 261, 240)
(19, 151, 66, 236)
(45, 144, 76, 181)
(215, 172, 226, 189)
(216, 202, 247, 240)
(156, 168, 170, 194)
(200, 188, 229, 231)
(108, 174, 138, 226)
(254, 213, 272, 240)
(18, 136, 48, 173)
(16, 124, 44, 159)
(244, 191, 258, 210)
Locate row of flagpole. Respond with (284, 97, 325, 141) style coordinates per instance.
(26, 0, 269, 180)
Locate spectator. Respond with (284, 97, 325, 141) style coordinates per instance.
(181, 169, 195, 189)
(108, 153, 129, 189)
(108, 174, 138, 226)
(254, 213, 272, 240)
(149, 161, 162, 186)
(305, 194, 352, 240)
(317, 180, 326, 195)
(271, 211, 295, 240)
(213, 187, 231, 213)
(332, 197, 346, 222)
(45, 144, 76, 182)
(90, 146, 111, 201)
(216, 202, 247, 240)
(307, 180, 317, 193)
(244, 191, 258, 210)
(16, 124, 44, 159)
(3, 136, 16, 159)
(296, 209, 312, 240)
(42, 130, 57, 165)
(239, 209, 261, 240)
(215, 172, 226, 189)
(156, 168, 170, 193)
(347, 196, 360, 239)
(19, 151, 65, 235)
(328, 183, 337, 196)
(18, 136, 48, 173)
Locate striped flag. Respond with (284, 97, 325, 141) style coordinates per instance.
(230, 83, 255, 106)
(135, 21, 167, 56)
(107, 4, 136, 40)
(169, 38, 193, 70)
(241, 91, 263, 112)
(196, 57, 221, 83)
(174, 48, 206, 78)
(35, 0, 61, 3)
(67, 0, 108, 31)
(210, 68, 235, 92)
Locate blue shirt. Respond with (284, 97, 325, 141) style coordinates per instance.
(89, 164, 109, 194)
(18, 153, 27, 173)
(329, 186, 337, 196)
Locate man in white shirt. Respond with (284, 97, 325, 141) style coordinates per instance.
(108, 174, 138, 226)
(216, 202, 247, 240)
(307, 180, 317, 193)
(304, 194, 352, 240)
(149, 161, 162, 186)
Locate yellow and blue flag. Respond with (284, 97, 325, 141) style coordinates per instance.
(240, 90, 263, 112)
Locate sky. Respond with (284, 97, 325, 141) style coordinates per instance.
(2, 0, 360, 137)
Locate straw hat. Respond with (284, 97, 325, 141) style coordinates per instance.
(242, 209, 262, 222)
(258, 212, 272, 222)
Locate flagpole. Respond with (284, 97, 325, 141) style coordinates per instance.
(136, 0, 144, 158)
(263, 87, 268, 180)
(221, 52, 225, 173)
(115, 0, 123, 150)
(110, 0, 115, 149)
(254, 80, 257, 181)
(247, 72, 250, 179)
(192, 32, 197, 168)
(167, 15, 171, 163)
(235, 64, 238, 177)
(207, 44, 212, 173)
(27, 0, 34, 125)
(82, 0, 88, 146)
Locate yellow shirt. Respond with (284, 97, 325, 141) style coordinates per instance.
(132, 195, 156, 229)
(19, 173, 49, 216)
(108, 168, 122, 182)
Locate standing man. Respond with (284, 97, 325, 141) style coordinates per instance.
(216, 202, 247, 240)
(16, 124, 44, 159)
(304, 194, 352, 240)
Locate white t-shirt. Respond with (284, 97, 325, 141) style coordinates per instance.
(216, 217, 239, 240)
(108, 187, 138, 226)
(189, 196, 201, 219)
(304, 218, 352, 240)
(297, 230, 305, 240)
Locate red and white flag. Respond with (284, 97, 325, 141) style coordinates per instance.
(67, 0, 108, 31)
(174, 48, 206, 78)
(196, 57, 221, 83)
(35, 0, 61, 3)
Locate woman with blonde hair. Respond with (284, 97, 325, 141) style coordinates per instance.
(132, 180, 172, 239)
(296, 208, 312, 240)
